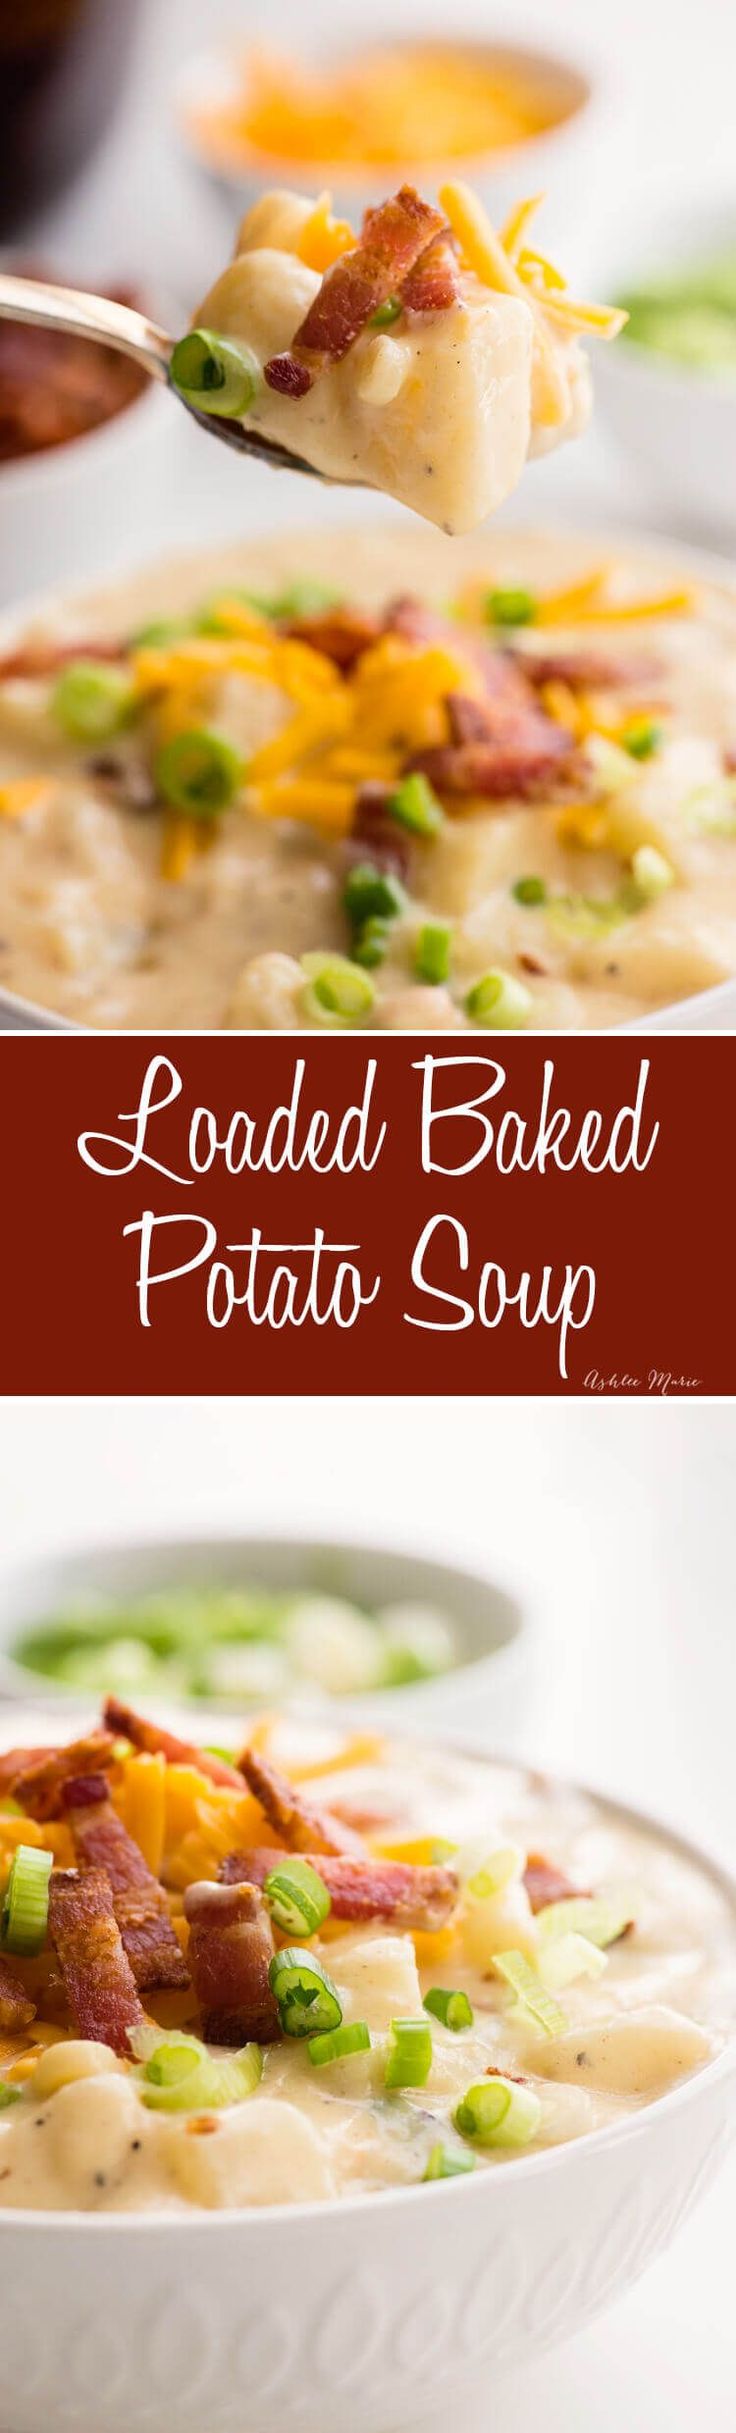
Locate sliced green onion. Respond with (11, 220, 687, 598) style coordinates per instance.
(423, 1987, 474, 2032)
(384, 2017, 433, 2090)
(0, 2080, 22, 2108)
(414, 922, 452, 984)
(370, 297, 403, 328)
(131, 617, 195, 648)
(155, 727, 243, 816)
(343, 862, 407, 925)
(626, 844, 675, 904)
(423, 2139, 476, 2179)
(388, 773, 445, 837)
(620, 717, 662, 760)
(352, 915, 393, 968)
(492, 1949, 567, 2037)
(263, 1858, 331, 1937)
(454, 2074, 542, 2148)
(465, 970, 532, 1030)
(1, 1845, 53, 1956)
(138, 2035, 263, 2111)
(52, 661, 135, 742)
(535, 1892, 636, 1949)
(301, 952, 376, 1027)
(512, 874, 548, 906)
(258, 579, 341, 621)
(465, 1845, 523, 1898)
(308, 2020, 371, 2067)
(484, 588, 537, 629)
(269, 1946, 343, 2038)
(539, 1932, 607, 1991)
(169, 328, 261, 418)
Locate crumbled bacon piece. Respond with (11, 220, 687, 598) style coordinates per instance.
(14, 1734, 117, 1823)
(408, 725, 568, 802)
(48, 1868, 145, 2053)
(221, 1846, 458, 1931)
(279, 607, 381, 670)
(523, 1854, 588, 1913)
(60, 1774, 189, 1993)
(446, 691, 498, 746)
(401, 233, 460, 315)
(183, 1880, 281, 2045)
(0, 1745, 49, 1794)
(347, 781, 411, 882)
(521, 648, 662, 693)
(102, 1700, 243, 1789)
(0, 1953, 35, 2033)
(265, 187, 447, 394)
(238, 1748, 365, 1858)
(0, 638, 125, 682)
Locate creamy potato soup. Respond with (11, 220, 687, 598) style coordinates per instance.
(0, 1710, 733, 2213)
(2, 528, 736, 1033)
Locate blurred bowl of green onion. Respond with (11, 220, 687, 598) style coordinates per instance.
(0, 1534, 527, 1734)
(591, 185, 736, 538)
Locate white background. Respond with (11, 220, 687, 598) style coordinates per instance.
(0, 1396, 734, 2426)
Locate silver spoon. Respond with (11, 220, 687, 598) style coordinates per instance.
(0, 270, 326, 478)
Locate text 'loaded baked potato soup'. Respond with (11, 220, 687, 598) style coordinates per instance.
(174, 185, 621, 532)
(2, 527, 736, 1031)
(0, 1709, 733, 2212)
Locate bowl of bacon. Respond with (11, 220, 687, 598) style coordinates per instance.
(0, 1702, 734, 2433)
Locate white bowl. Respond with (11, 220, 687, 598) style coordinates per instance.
(175, 33, 604, 268)
(0, 1746, 733, 2433)
(591, 185, 736, 544)
(1, 519, 736, 1035)
(0, 1530, 529, 1739)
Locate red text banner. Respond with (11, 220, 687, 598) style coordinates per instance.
(0, 1034, 731, 1394)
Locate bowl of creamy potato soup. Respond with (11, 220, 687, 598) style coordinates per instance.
(1, 524, 736, 1036)
(0, 1708, 733, 2433)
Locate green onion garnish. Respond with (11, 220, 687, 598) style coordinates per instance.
(535, 1892, 636, 1949)
(351, 915, 393, 968)
(132, 617, 195, 648)
(465, 1846, 522, 1898)
(155, 728, 244, 816)
(423, 1987, 474, 2032)
(269, 1946, 343, 2038)
(626, 844, 675, 904)
(484, 588, 537, 629)
(454, 2074, 542, 2148)
(539, 1931, 607, 1991)
(492, 1949, 567, 2037)
(263, 1858, 331, 1938)
(388, 773, 445, 837)
(423, 2140, 476, 2179)
(414, 922, 452, 984)
(52, 661, 135, 742)
(169, 328, 261, 418)
(0, 1844, 53, 1956)
(0, 2080, 22, 2108)
(300, 952, 376, 1027)
(512, 875, 548, 906)
(465, 970, 532, 1030)
(308, 2020, 371, 2067)
(384, 2017, 433, 2090)
(620, 717, 662, 760)
(343, 862, 407, 925)
(137, 2033, 263, 2110)
(370, 297, 403, 328)
(256, 580, 341, 621)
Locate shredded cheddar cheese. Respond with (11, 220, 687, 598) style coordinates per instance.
(0, 778, 55, 821)
(294, 192, 355, 271)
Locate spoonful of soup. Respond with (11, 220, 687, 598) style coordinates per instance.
(0, 185, 624, 531)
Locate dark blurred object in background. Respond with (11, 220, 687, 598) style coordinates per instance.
(0, 267, 148, 462)
(0, 0, 143, 235)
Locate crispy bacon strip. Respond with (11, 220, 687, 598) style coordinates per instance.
(102, 1699, 243, 1790)
(183, 1880, 281, 2045)
(0, 637, 125, 682)
(0, 1745, 49, 1794)
(521, 648, 632, 693)
(265, 186, 447, 394)
(0, 1952, 35, 2032)
(48, 1868, 145, 2053)
(348, 780, 411, 881)
(401, 232, 460, 315)
(523, 1853, 588, 1912)
(60, 1774, 189, 1992)
(238, 1747, 365, 1857)
(221, 1846, 458, 1931)
(408, 678, 569, 800)
(446, 691, 499, 746)
(14, 1733, 116, 1822)
(279, 606, 380, 670)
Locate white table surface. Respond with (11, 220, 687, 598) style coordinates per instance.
(0, 1396, 734, 2424)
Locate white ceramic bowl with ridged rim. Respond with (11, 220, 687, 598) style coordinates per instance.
(0, 1530, 530, 1737)
(1, 521, 736, 1035)
(0, 1742, 733, 2433)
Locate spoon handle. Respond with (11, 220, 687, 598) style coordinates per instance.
(0, 273, 172, 381)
